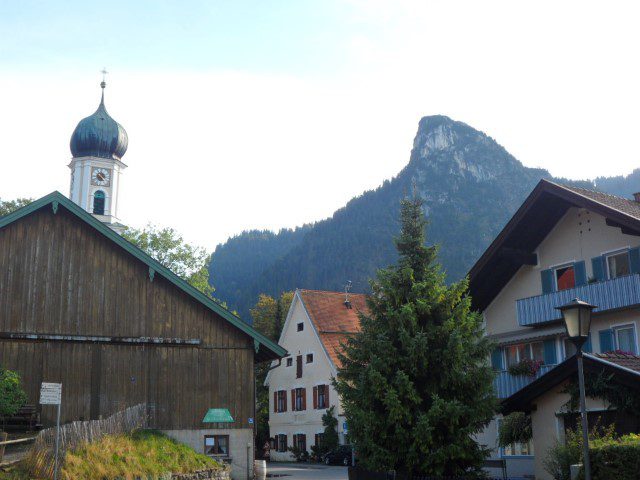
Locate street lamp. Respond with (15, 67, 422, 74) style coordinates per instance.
(557, 298, 596, 480)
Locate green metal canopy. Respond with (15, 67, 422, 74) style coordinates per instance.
(202, 408, 234, 423)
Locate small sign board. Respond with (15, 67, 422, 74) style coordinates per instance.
(248, 417, 254, 424)
(343, 421, 348, 433)
(40, 382, 62, 405)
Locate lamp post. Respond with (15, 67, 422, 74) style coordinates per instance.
(556, 298, 596, 480)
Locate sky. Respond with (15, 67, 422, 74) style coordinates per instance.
(1, 0, 640, 249)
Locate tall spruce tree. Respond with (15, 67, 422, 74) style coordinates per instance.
(335, 197, 496, 476)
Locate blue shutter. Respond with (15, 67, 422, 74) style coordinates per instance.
(491, 348, 504, 370)
(541, 269, 554, 294)
(591, 256, 605, 282)
(629, 247, 640, 274)
(584, 333, 593, 353)
(574, 261, 587, 286)
(543, 339, 557, 364)
(599, 329, 614, 353)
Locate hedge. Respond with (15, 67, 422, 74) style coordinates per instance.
(588, 433, 640, 480)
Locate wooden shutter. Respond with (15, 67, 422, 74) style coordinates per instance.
(296, 355, 303, 378)
(313, 386, 318, 409)
(574, 261, 587, 286)
(592, 256, 605, 282)
(283, 391, 287, 412)
(325, 385, 329, 405)
(541, 269, 554, 293)
(599, 329, 614, 353)
(302, 388, 307, 410)
(274, 391, 278, 413)
(491, 348, 503, 370)
(584, 333, 593, 353)
(291, 390, 296, 411)
(630, 247, 640, 274)
(543, 339, 557, 364)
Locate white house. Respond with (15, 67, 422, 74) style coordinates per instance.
(469, 180, 640, 480)
(265, 289, 368, 461)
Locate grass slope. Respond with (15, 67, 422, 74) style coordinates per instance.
(1, 430, 223, 480)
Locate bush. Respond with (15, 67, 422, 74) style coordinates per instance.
(0, 366, 27, 417)
(543, 423, 615, 480)
(288, 445, 309, 462)
(498, 412, 532, 447)
(588, 433, 640, 480)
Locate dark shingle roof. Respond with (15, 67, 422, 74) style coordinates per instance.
(555, 183, 640, 220)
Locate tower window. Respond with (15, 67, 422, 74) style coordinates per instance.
(93, 190, 106, 215)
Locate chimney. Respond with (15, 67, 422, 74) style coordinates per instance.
(633, 192, 640, 203)
(344, 280, 352, 309)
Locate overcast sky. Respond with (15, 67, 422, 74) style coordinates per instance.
(1, 0, 639, 249)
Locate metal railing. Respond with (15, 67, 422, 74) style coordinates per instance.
(516, 274, 640, 326)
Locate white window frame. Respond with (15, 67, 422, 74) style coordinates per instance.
(503, 341, 545, 367)
(551, 261, 577, 292)
(305, 351, 314, 364)
(496, 417, 534, 458)
(603, 247, 631, 280)
(610, 322, 638, 354)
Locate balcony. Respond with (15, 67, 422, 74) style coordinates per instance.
(516, 273, 640, 327)
(494, 364, 557, 398)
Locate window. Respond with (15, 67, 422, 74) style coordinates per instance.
(275, 390, 287, 413)
(555, 265, 575, 291)
(293, 387, 306, 411)
(607, 251, 631, 279)
(505, 342, 545, 368)
(314, 432, 324, 447)
(297, 322, 304, 332)
(286, 358, 293, 367)
(497, 419, 533, 456)
(276, 434, 288, 452)
(296, 355, 303, 378)
(306, 353, 314, 364)
(316, 384, 329, 409)
(93, 190, 106, 215)
(293, 434, 307, 452)
(614, 325, 637, 354)
(204, 435, 229, 456)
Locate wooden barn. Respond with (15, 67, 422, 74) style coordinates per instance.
(0, 192, 286, 479)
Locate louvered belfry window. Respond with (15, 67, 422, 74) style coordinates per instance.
(93, 190, 106, 215)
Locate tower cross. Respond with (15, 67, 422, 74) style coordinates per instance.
(100, 68, 108, 89)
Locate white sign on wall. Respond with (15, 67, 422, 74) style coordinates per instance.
(40, 382, 62, 405)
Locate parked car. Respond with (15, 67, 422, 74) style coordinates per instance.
(322, 445, 355, 466)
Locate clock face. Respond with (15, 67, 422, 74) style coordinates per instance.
(91, 167, 111, 187)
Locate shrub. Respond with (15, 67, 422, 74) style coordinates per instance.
(588, 433, 640, 480)
(543, 423, 615, 480)
(287, 445, 309, 462)
(0, 366, 27, 417)
(498, 412, 532, 447)
(507, 359, 543, 377)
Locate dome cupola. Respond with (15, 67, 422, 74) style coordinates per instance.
(70, 81, 128, 161)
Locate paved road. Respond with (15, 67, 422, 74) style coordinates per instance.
(267, 462, 349, 480)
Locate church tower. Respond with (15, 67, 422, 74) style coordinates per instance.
(69, 76, 128, 234)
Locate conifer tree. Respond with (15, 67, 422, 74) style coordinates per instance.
(335, 197, 496, 476)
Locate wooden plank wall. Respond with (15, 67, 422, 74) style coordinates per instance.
(0, 206, 254, 429)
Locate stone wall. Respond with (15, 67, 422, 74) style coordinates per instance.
(171, 468, 230, 479)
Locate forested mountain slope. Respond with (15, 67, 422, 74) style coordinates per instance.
(209, 115, 639, 319)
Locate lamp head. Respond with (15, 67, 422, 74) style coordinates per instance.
(556, 298, 596, 350)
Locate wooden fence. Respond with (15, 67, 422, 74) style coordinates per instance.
(25, 403, 148, 479)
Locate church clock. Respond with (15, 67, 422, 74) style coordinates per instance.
(91, 167, 111, 187)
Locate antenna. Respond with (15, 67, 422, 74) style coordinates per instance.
(344, 280, 352, 309)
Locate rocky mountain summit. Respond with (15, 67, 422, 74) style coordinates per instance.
(209, 115, 638, 319)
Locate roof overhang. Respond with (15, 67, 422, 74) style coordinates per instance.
(468, 179, 640, 312)
(502, 353, 640, 414)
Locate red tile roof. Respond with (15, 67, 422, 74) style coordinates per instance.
(298, 289, 369, 368)
(592, 352, 640, 373)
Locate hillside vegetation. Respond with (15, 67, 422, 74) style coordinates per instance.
(210, 115, 638, 318)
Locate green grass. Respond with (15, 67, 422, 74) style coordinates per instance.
(0, 430, 223, 480)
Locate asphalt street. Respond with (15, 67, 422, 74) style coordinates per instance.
(266, 462, 349, 479)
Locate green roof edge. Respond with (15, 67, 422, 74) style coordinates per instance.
(0, 192, 287, 361)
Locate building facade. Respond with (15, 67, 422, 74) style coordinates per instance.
(469, 180, 640, 479)
(265, 289, 368, 461)
(0, 82, 286, 480)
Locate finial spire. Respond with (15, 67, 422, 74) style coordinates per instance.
(100, 68, 108, 104)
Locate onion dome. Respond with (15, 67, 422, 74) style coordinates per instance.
(70, 81, 128, 161)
